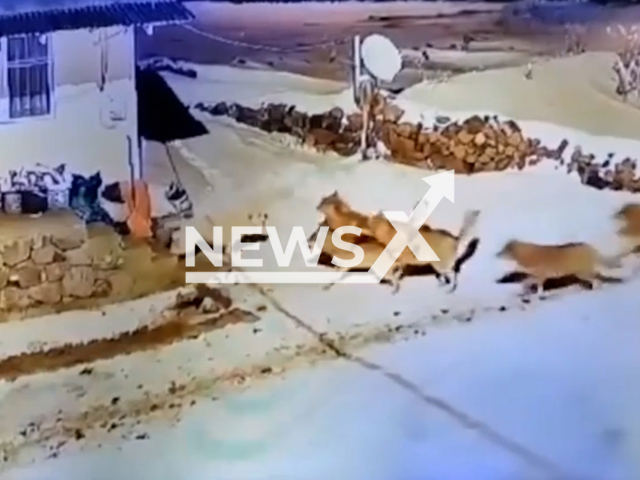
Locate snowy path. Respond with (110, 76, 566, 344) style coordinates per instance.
(5, 277, 640, 480)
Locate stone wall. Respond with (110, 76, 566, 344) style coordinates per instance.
(0, 212, 129, 315)
(192, 99, 566, 172)
(194, 98, 640, 194)
(378, 114, 567, 173)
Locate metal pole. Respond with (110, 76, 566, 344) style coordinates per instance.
(353, 35, 369, 160)
(352, 35, 361, 107)
(127, 135, 136, 206)
(360, 85, 368, 161)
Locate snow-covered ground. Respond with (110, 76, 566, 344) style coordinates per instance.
(3, 52, 640, 479)
(7, 279, 640, 480)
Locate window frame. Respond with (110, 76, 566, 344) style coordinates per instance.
(0, 32, 55, 123)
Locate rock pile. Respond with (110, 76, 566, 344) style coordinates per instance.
(567, 147, 640, 192)
(194, 99, 567, 173)
(194, 98, 640, 194)
(378, 114, 569, 173)
(0, 221, 130, 313)
(194, 101, 361, 157)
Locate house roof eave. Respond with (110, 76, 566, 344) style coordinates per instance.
(0, 1, 194, 36)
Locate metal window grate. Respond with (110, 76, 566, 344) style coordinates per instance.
(6, 33, 52, 119)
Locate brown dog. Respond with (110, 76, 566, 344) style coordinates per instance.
(312, 191, 374, 240)
(317, 230, 403, 289)
(319, 209, 480, 293)
(615, 203, 640, 246)
(367, 211, 433, 249)
(497, 239, 632, 295)
(391, 209, 480, 292)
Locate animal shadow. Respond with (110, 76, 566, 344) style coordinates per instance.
(496, 271, 624, 293)
(318, 237, 481, 281)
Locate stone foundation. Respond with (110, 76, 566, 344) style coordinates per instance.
(0, 211, 129, 316)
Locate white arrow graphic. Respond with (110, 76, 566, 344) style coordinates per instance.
(186, 170, 455, 285)
(368, 169, 455, 282)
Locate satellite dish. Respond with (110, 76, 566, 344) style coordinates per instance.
(360, 34, 402, 83)
(350, 33, 402, 161)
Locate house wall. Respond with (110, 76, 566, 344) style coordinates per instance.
(0, 26, 140, 185)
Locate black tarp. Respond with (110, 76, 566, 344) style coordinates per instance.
(136, 67, 208, 143)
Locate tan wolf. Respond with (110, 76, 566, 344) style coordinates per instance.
(318, 209, 481, 293)
(497, 239, 633, 295)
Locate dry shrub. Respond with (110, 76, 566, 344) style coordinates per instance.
(608, 24, 640, 101)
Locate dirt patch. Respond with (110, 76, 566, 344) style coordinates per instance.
(0, 315, 433, 468)
(365, 9, 490, 24)
(0, 288, 259, 382)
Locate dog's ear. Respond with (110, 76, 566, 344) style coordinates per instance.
(614, 205, 630, 218)
(496, 240, 515, 257)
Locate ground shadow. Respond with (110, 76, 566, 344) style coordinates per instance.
(317, 236, 481, 280)
(496, 271, 624, 292)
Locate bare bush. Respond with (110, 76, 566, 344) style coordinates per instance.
(564, 24, 586, 55)
(461, 34, 473, 52)
(525, 62, 533, 80)
(607, 24, 640, 101)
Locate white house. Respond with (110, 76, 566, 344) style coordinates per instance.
(0, 0, 194, 184)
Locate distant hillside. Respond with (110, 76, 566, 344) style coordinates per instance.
(187, 0, 637, 4)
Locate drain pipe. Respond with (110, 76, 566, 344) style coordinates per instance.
(127, 135, 136, 205)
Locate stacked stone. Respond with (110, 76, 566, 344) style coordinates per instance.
(566, 147, 640, 192)
(194, 98, 640, 193)
(378, 114, 569, 173)
(193, 100, 566, 172)
(0, 228, 131, 312)
(193, 101, 360, 156)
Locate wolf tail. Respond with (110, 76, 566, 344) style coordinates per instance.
(457, 210, 481, 246)
(453, 237, 480, 276)
(597, 245, 636, 269)
(444, 210, 482, 292)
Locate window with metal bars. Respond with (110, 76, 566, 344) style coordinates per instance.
(4, 33, 53, 119)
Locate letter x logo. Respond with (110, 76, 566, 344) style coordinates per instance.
(368, 170, 454, 282)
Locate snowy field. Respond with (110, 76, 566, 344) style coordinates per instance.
(3, 51, 640, 479)
(6, 280, 640, 480)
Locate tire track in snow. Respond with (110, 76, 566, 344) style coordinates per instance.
(0, 282, 591, 476)
(0, 307, 258, 382)
(0, 264, 624, 479)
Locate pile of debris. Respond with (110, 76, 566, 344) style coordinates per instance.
(193, 99, 640, 193)
(568, 147, 640, 192)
